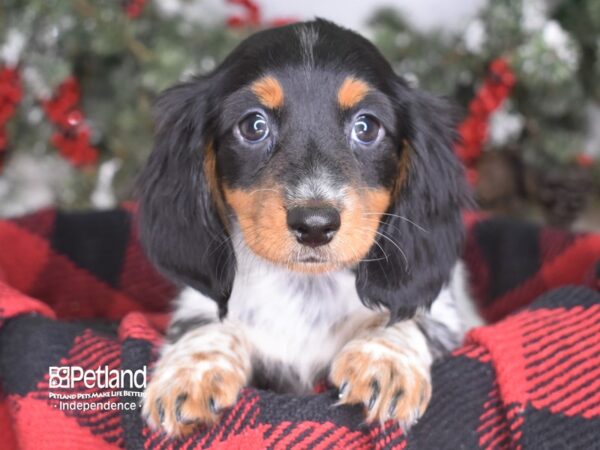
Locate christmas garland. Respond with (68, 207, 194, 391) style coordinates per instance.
(455, 58, 516, 185)
(41, 77, 99, 167)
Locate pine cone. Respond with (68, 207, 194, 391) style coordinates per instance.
(475, 151, 524, 214)
(535, 168, 592, 228)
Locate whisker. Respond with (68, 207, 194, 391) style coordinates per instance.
(361, 217, 421, 243)
(360, 257, 388, 262)
(357, 228, 389, 262)
(358, 227, 409, 271)
(362, 212, 428, 233)
(354, 228, 394, 286)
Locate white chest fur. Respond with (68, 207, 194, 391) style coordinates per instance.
(172, 236, 382, 391)
(228, 256, 379, 389)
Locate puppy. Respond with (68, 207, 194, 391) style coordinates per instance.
(138, 19, 469, 437)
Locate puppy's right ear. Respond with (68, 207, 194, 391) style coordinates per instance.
(137, 77, 235, 315)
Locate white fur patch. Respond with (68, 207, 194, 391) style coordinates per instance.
(296, 23, 319, 70)
(450, 260, 484, 329)
(232, 243, 381, 390)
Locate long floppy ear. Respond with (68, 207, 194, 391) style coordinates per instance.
(356, 84, 469, 322)
(137, 77, 234, 316)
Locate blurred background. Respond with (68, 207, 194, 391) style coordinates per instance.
(0, 0, 599, 229)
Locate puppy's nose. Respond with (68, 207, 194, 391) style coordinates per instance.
(287, 206, 341, 247)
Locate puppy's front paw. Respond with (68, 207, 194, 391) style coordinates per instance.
(330, 334, 432, 430)
(142, 326, 250, 437)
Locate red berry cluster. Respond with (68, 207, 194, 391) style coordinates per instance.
(124, 0, 147, 19)
(455, 58, 516, 185)
(41, 77, 99, 167)
(226, 0, 295, 28)
(227, 0, 260, 27)
(576, 153, 594, 168)
(0, 66, 22, 171)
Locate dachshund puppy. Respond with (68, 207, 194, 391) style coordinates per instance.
(138, 19, 469, 437)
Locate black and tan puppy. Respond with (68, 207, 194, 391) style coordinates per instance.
(138, 19, 469, 437)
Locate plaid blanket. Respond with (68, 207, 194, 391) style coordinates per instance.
(0, 207, 599, 450)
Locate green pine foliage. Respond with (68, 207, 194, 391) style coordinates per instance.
(369, 0, 599, 183)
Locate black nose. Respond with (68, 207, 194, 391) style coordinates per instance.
(287, 206, 341, 247)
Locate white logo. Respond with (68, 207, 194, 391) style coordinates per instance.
(49, 366, 71, 388)
(49, 366, 147, 389)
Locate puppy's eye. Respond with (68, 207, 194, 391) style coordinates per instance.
(351, 115, 381, 144)
(238, 113, 269, 142)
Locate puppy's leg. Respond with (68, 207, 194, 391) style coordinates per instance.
(143, 290, 251, 437)
(330, 318, 433, 430)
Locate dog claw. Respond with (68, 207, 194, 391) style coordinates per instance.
(388, 389, 404, 418)
(368, 380, 380, 411)
(175, 394, 196, 424)
(209, 397, 219, 415)
(338, 381, 348, 399)
(157, 400, 165, 423)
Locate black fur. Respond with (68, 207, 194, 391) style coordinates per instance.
(166, 316, 215, 343)
(356, 87, 468, 321)
(137, 19, 468, 322)
(137, 77, 235, 317)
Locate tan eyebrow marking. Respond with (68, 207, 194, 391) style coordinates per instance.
(250, 76, 284, 109)
(337, 77, 371, 109)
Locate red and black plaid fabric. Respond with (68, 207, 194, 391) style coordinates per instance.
(0, 207, 599, 449)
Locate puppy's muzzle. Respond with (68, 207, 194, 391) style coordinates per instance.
(287, 206, 341, 247)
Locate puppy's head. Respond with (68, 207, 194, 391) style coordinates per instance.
(138, 19, 468, 320)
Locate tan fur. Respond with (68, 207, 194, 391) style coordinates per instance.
(204, 143, 229, 225)
(142, 323, 251, 437)
(224, 185, 390, 273)
(223, 185, 293, 264)
(330, 319, 433, 428)
(251, 76, 284, 109)
(332, 188, 390, 264)
(394, 141, 411, 197)
(337, 77, 370, 109)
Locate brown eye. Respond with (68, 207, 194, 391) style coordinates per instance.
(238, 113, 269, 142)
(352, 115, 381, 144)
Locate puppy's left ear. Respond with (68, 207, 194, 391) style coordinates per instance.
(356, 83, 469, 322)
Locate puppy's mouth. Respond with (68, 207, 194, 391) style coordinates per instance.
(294, 253, 339, 266)
(281, 244, 346, 272)
(288, 245, 357, 272)
(292, 246, 334, 264)
(297, 256, 327, 264)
